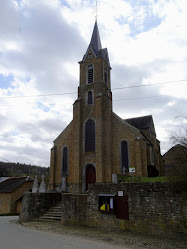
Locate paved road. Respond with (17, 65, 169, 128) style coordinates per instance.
(0, 216, 132, 249)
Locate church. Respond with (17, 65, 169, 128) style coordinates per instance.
(49, 21, 163, 193)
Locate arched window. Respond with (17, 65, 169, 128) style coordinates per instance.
(62, 146, 69, 173)
(87, 65, 93, 84)
(87, 91, 93, 105)
(85, 119, 95, 152)
(104, 68, 108, 84)
(121, 140, 129, 170)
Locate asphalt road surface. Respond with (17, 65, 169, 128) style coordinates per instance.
(0, 216, 132, 249)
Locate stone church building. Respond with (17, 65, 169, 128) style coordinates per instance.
(49, 21, 163, 193)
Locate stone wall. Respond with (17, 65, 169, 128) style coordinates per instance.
(62, 194, 88, 226)
(61, 183, 187, 235)
(19, 192, 61, 222)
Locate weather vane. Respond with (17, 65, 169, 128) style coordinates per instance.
(94, 0, 98, 20)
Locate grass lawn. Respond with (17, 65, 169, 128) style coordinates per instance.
(118, 175, 169, 183)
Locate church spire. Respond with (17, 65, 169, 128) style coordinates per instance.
(79, 20, 110, 68)
(89, 21, 102, 56)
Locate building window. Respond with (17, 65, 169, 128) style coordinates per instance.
(121, 140, 129, 171)
(87, 91, 93, 105)
(62, 146, 68, 174)
(104, 68, 107, 84)
(88, 64, 93, 84)
(85, 119, 95, 152)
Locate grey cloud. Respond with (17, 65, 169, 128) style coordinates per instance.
(15, 117, 68, 143)
(111, 60, 187, 151)
(1, 1, 86, 94)
(1, 1, 186, 165)
(1, 143, 50, 166)
(0, 0, 20, 39)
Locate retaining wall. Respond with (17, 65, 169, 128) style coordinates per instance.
(19, 192, 61, 222)
(61, 183, 187, 235)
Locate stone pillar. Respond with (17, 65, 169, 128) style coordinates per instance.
(32, 175, 39, 193)
(72, 99, 81, 193)
(135, 140, 143, 176)
(39, 174, 46, 193)
(141, 141, 148, 176)
(95, 95, 103, 183)
(49, 146, 56, 190)
(103, 94, 112, 182)
(61, 174, 67, 192)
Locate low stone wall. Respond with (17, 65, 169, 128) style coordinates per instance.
(62, 194, 88, 226)
(61, 183, 187, 235)
(19, 192, 61, 222)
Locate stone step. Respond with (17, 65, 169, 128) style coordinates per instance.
(36, 202, 62, 222)
(44, 213, 61, 217)
(45, 210, 61, 213)
(37, 218, 61, 222)
(38, 216, 61, 220)
(49, 207, 62, 211)
(47, 210, 61, 213)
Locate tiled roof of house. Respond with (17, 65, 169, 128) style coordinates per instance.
(125, 115, 153, 130)
(0, 176, 33, 193)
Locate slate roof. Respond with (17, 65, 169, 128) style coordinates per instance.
(125, 115, 153, 130)
(89, 21, 102, 56)
(0, 176, 33, 193)
(80, 21, 110, 66)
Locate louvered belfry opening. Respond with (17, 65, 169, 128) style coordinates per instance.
(85, 119, 95, 152)
(88, 65, 93, 84)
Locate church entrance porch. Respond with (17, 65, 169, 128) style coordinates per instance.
(85, 164, 96, 191)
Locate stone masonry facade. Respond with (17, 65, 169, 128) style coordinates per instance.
(61, 182, 187, 235)
(19, 192, 61, 222)
(49, 21, 163, 194)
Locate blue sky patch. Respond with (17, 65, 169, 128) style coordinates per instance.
(122, 0, 164, 37)
(35, 102, 50, 112)
(143, 15, 163, 32)
(0, 74, 14, 89)
(129, 15, 163, 37)
(126, 0, 159, 7)
(59, 0, 70, 8)
(115, 16, 128, 25)
(10, 130, 20, 137)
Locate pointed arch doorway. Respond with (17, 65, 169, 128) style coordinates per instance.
(86, 164, 96, 191)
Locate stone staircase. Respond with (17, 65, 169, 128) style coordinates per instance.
(37, 202, 62, 222)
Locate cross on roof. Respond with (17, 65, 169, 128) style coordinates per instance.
(94, 0, 98, 20)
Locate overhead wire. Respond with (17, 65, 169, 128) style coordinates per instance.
(0, 156, 10, 162)
(0, 79, 186, 100)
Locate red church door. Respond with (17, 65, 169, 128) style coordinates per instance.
(86, 165, 96, 191)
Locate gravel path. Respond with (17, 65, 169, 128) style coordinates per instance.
(20, 220, 187, 249)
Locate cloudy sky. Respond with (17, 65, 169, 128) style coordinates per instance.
(0, 0, 186, 167)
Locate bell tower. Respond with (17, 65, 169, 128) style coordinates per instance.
(78, 21, 112, 101)
(72, 21, 113, 193)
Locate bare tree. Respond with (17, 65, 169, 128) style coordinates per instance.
(170, 115, 187, 148)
